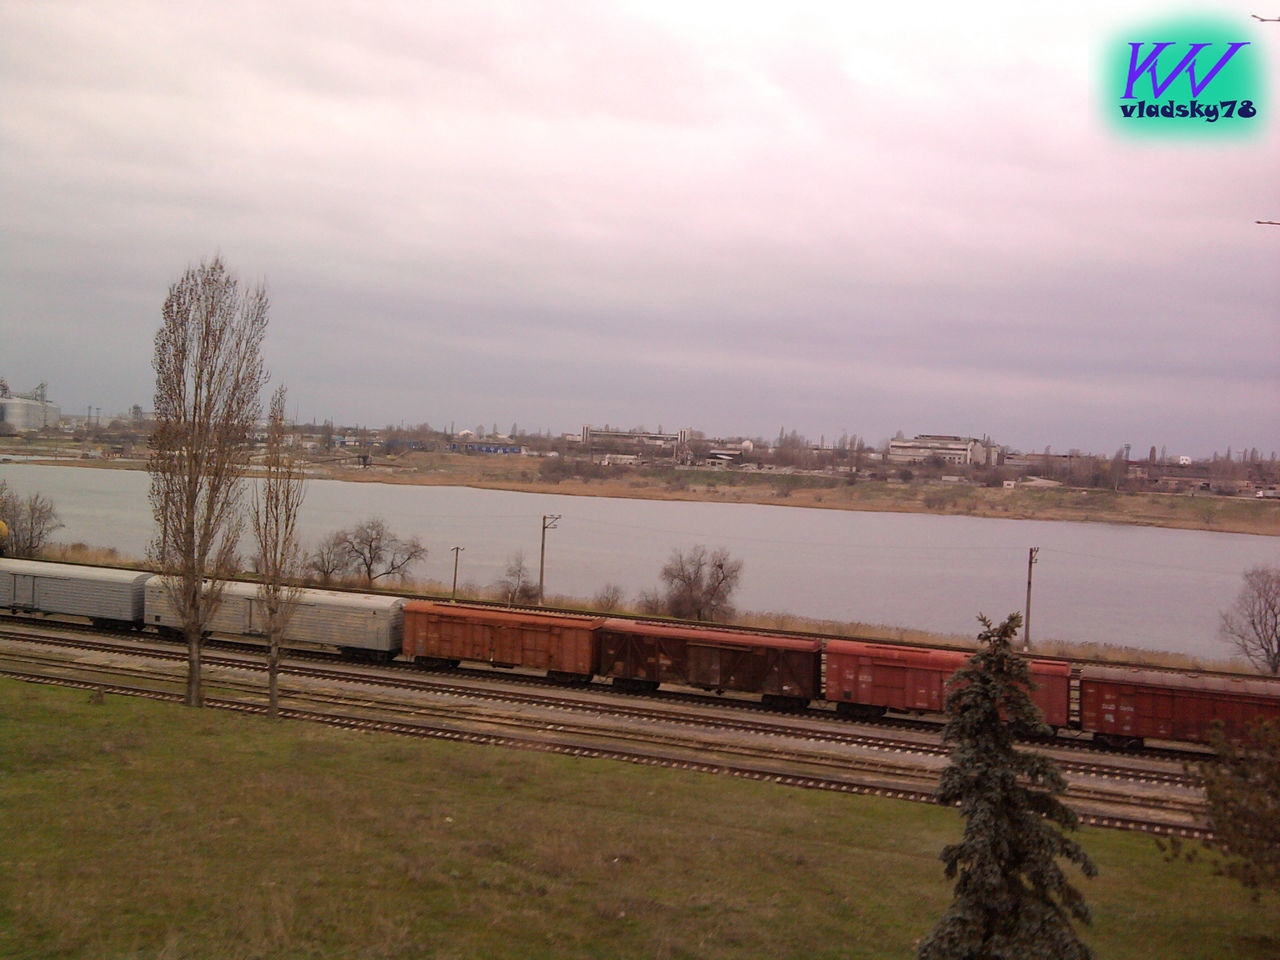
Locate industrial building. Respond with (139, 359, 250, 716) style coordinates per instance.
(581, 425, 689, 448)
(887, 434, 989, 466)
(0, 382, 61, 432)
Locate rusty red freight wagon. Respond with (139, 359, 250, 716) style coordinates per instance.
(598, 619, 689, 692)
(600, 619, 822, 706)
(402, 601, 604, 680)
(823, 639, 1071, 728)
(1080, 665, 1280, 748)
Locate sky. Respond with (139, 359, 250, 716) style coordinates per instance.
(2, 1, 1277, 457)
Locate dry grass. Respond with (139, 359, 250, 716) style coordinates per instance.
(39, 541, 147, 567)
(32, 542, 1264, 675)
(1027, 637, 1246, 673)
(249, 451, 1280, 537)
(14, 453, 1280, 536)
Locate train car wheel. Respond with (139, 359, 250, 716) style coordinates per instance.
(413, 656, 457, 669)
(836, 702, 887, 720)
(1095, 733, 1143, 751)
(547, 671, 592, 684)
(613, 678, 660, 693)
(1013, 721, 1056, 741)
(762, 694, 808, 713)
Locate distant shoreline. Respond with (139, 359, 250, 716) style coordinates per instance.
(10, 454, 1278, 538)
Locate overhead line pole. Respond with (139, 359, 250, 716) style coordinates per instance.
(538, 514, 561, 605)
(1024, 546, 1039, 652)
(450, 546, 464, 602)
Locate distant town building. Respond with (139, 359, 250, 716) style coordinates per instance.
(887, 435, 988, 466)
(449, 440, 525, 455)
(706, 448, 746, 464)
(1002, 450, 1104, 472)
(581, 425, 689, 448)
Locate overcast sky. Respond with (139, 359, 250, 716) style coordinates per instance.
(2, 1, 1277, 456)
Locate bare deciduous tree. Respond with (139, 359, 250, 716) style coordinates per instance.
(497, 550, 537, 605)
(657, 545, 743, 622)
(148, 256, 268, 707)
(307, 530, 351, 585)
(340, 518, 425, 586)
(1220, 567, 1280, 674)
(0, 481, 63, 558)
(592, 582, 625, 612)
(252, 385, 306, 718)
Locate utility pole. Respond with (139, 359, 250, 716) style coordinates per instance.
(1024, 546, 1039, 652)
(450, 546, 464, 601)
(538, 514, 561, 605)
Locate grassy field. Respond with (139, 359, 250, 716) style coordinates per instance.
(1, 679, 1277, 959)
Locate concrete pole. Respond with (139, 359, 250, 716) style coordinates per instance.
(538, 514, 560, 605)
(450, 546, 463, 601)
(1024, 546, 1039, 652)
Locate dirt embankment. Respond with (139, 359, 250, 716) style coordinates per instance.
(307, 454, 1280, 537)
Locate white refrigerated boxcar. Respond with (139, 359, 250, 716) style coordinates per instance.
(144, 578, 404, 658)
(0, 558, 153, 627)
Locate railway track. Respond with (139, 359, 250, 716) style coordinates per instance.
(1, 623, 1204, 786)
(1, 630, 1211, 838)
(0, 615, 1218, 769)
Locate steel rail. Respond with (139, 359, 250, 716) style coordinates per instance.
(1, 626, 1206, 789)
(0, 665, 1212, 840)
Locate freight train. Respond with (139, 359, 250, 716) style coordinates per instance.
(4, 557, 1279, 748)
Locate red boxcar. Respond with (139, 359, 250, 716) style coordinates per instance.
(1080, 665, 1280, 747)
(598, 620, 690, 692)
(823, 639, 1070, 728)
(600, 619, 823, 705)
(402, 601, 604, 679)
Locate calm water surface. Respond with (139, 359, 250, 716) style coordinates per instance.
(3, 462, 1276, 658)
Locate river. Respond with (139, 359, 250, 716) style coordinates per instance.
(2, 461, 1275, 659)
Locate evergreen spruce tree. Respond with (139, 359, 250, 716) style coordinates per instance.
(1159, 719, 1280, 898)
(917, 613, 1097, 960)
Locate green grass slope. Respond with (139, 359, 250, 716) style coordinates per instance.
(1, 679, 1275, 959)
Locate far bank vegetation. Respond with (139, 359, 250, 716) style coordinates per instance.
(8, 421, 1279, 536)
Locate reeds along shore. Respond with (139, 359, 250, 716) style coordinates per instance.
(34, 540, 1252, 675)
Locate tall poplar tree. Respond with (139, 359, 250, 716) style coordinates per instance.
(917, 612, 1097, 960)
(149, 256, 268, 707)
(251, 384, 305, 718)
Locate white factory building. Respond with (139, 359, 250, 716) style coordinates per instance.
(0, 396, 62, 432)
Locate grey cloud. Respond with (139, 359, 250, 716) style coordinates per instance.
(1, 1, 1276, 457)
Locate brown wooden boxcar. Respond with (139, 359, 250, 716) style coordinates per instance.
(823, 639, 1071, 728)
(598, 619, 691, 692)
(600, 619, 822, 705)
(402, 601, 604, 679)
(1080, 665, 1280, 747)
